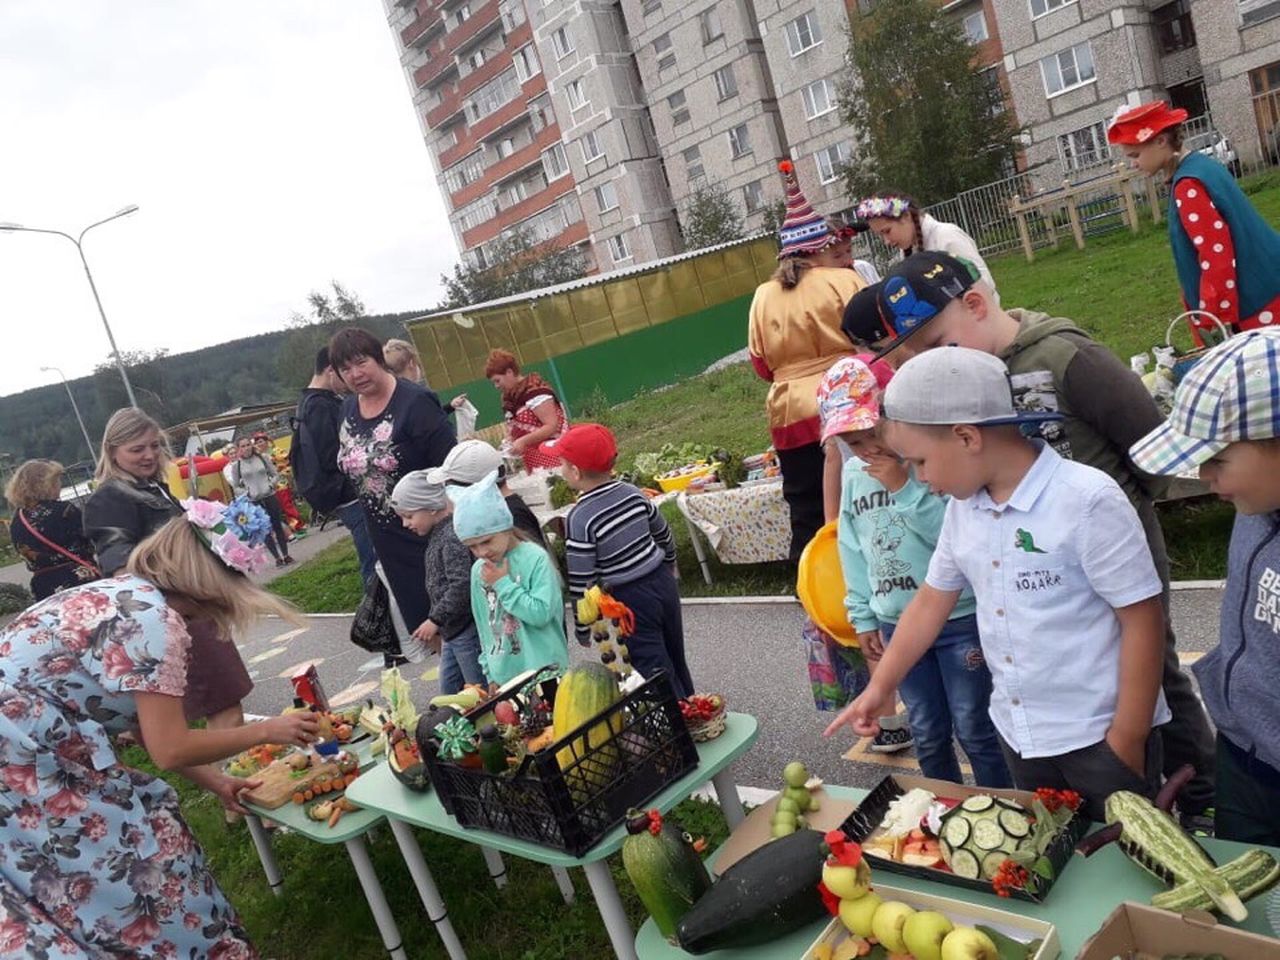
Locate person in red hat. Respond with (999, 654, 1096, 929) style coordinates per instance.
(546, 423, 695, 698)
(748, 159, 868, 558)
(1109, 101, 1280, 341)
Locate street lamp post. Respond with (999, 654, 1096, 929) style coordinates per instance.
(41, 365, 98, 468)
(0, 206, 140, 408)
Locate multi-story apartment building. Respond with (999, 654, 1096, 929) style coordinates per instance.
(991, 0, 1280, 180)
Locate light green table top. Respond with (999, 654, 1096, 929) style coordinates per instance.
(244, 739, 386, 845)
(345, 712, 760, 866)
(635, 784, 1280, 959)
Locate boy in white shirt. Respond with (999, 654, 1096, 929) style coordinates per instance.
(826, 346, 1169, 820)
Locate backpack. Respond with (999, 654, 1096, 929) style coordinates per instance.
(290, 395, 347, 514)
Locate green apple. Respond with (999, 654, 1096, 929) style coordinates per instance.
(782, 761, 809, 788)
(903, 910, 955, 960)
(776, 796, 801, 816)
(870, 900, 914, 955)
(838, 891, 881, 937)
(822, 858, 872, 900)
(783, 785, 812, 812)
(940, 925, 1000, 960)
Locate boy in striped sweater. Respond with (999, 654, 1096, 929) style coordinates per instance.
(547, 423, 695, 698)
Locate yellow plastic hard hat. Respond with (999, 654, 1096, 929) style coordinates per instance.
(797, 520, 858, 647)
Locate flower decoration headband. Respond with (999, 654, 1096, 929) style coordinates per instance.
(854, 196, 912, 221)
(181, 496, 273, 576)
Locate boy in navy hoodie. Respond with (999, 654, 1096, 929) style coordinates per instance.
(1132, 329, 1280, 844)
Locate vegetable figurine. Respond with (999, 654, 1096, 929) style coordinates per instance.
(575, 585, 636, 677)
(621, 809, 712, 942)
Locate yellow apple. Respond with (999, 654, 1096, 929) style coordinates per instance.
(870, 900, 915, 955)
(822, 858, 872, 900)
(838, 891, 882, 938)
(903, 910, 955, 960)
(940, 925, 1000, 960)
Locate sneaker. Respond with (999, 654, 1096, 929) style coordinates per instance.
(275, 558, 286, 568)
(282, 556, 296, 565)
(870, 726, 914, 754)
(1180, 809, 1215, 837)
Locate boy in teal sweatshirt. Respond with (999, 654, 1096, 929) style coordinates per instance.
(819, 356, 1010, 787)
(450, 472, 569, 685)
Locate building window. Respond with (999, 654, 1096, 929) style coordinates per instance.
(654, 32, 675, 71)
(1153, 0, 1195, 54)
(1040, 42, 1095, 97)
(542, 143, 569, 180)
(727, 123, 752, 159)
(668, 89, 690, 125)
(700, 8, 724, 43)
(1029, 0, 1076, 18)
(465, 48, 487, 71)
(609, 232, 633, 263)
(566, 78, 588, 111)
(714, 65, 738, 101)
(801, 78, 836, 119)
(552, 26, 574, 59)
(642, 0, 661, 15)
(979, 65, 1005, 115)
(963, 10, 988, 43)
(493, 136, 517, 159)
(581, 129, 604, 162)
(452, 3, 472, 27)
(1057, 120, 1110, 172)
(785, 11, 823, 56)
(683, 145, 704, 181)
(743, 179, 764, 213)
(595, 181, 620, 213)
(513, 44, 541, 82)
(815, 142, 851, 183)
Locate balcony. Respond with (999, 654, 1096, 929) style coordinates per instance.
(462, 179, 578, 248)
(400, 9, 442, 48)
(451, 2, 503, 58)
(449, 124, 559, 208)
(414, 44, 459, 89)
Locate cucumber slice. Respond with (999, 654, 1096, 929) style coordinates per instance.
(942, 815, 971, 848)
(949, 848, 981, 879)
(971, 817, 1006, 851)
(981, 851, 1009, 880)
(994, 797, 1026, 812)
(961, 795, 995, 813)
(999, 809, 1030, 837)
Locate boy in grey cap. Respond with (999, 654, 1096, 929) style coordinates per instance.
(390, 470, 487, 691)
(427, 439, 547, 547)
(826, 346, 1168, 820)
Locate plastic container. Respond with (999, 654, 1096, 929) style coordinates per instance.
(656, 463, 720, 493)
(423, 671, 698, 856)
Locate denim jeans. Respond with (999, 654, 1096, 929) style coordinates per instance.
(440, 623, 487, 696)
(336, 501, 378, 586)
(880, 614, 1012, 788)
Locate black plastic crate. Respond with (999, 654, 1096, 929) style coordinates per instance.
(423, 671, 699, 856)
(840, 775, 1089, 903)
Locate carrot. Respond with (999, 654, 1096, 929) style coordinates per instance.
(328, 806, 344, 828)
(303, 790, 314, 801)
(344, 773, 357, 787)
(292, 792, 305, 805)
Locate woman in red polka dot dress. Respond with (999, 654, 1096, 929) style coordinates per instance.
(1109, 101, 1280, 344)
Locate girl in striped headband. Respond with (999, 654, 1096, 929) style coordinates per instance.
(855, 191, 1000, 303)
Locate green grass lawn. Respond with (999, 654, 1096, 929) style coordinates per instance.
(125, 745, 732, 960)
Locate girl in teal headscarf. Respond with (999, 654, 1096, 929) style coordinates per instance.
(450, 472, 568, 685)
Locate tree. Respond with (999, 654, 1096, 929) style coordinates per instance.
(760, 199, 788, 243)
(276, 281, 368, 388)
(839, 0, 1022, 204)
(439, 229, 587, 310)
(93, 349, 170, 420)
(680, 183, 746, 251)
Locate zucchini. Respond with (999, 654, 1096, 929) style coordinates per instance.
(675, 828, 828, 954)
(1106, 791, 1246, 922)
(1151, 849, 1280, 914)
(971, 819, 1005, 851)
(999, 809, 1030, 838)
(981, 851, 1008, 880)
(621, 811, 712, 941)
(949, 849, 981, 879)
(961, 795, 995, 813)
(942, 816, 971, 847)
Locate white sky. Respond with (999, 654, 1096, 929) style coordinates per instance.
(0, 0, 455, 397)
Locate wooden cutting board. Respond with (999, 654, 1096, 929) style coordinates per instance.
(712, 788, 858, 875)
(243, 758, 341, 810)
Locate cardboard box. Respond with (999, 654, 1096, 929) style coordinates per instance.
(803, 883, 1059, 960)
(1076, 902, 1280, 960)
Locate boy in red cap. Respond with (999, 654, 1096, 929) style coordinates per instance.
(545, 423, 694, 698)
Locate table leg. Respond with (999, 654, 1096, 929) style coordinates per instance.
(244, 814, 284, 897)
(481, 844, 508, 889)
(344, 836, 408, 960)
(387, 818, 468, 960)
(551, 865, 575, 904)
(682, 514, 713, 586)
(582, 860, 638, 960)
(710, 769, 746, 830)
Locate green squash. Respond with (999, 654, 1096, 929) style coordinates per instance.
(622, 810, 713, 941)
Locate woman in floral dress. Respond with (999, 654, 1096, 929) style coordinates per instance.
(0, 508, 318, 958)
(330, 328, 456, 657)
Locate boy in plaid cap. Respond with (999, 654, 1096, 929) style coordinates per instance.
(843, 250, 1218, 827)
(1132, 330, 1280, 843)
